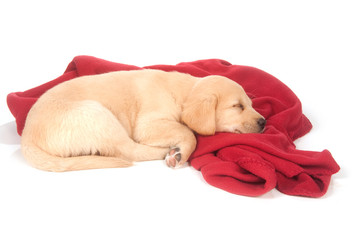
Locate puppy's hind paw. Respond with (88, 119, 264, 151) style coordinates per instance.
(165, 147, 181, 168)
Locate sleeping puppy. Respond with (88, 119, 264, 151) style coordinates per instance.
(21, 69, 266, 171)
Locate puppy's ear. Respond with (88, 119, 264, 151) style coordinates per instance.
(181, 91, 217, 136)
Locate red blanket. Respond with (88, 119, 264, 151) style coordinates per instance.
(7, 56, 340, 197)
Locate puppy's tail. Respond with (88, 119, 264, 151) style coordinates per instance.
(21, 141, 133, 172)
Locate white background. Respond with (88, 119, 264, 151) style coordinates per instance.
(1, 0, 360, 239)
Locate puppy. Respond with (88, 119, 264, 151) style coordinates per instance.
(21, 69, 266, 171)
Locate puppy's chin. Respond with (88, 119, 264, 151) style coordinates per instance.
(234, 129, 242, 134)
(218, 127, 263, 134)
(233, 126, 265, 134)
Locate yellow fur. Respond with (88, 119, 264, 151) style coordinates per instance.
(21, 69, 264, 171)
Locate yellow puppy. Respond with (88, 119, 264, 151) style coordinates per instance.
(21, 70, 265, 171)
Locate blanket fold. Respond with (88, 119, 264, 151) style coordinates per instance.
(6, 55, 340, 197)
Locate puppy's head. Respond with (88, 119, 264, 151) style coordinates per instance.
(181, 75, 266, 135)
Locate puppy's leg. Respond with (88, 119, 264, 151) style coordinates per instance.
(119, 141, 169, 162)
(134, 119, 197, 168)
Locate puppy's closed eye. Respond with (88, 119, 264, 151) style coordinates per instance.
(232, 103, 244, 110)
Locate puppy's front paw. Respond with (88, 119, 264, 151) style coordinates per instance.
(165, 147, 181, 168)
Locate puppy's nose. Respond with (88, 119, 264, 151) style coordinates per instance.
(257, 118, 266, 129)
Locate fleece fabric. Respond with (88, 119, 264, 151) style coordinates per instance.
(7, 56, 340, 197)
